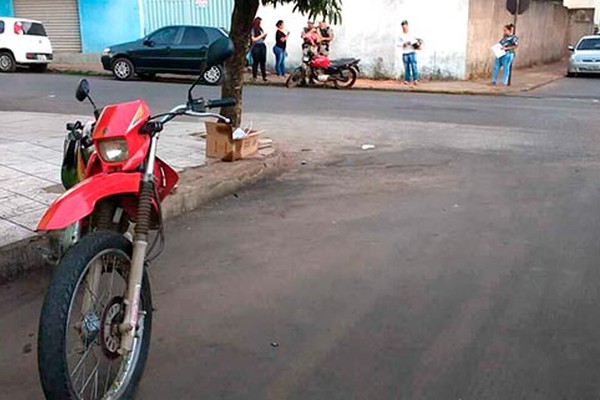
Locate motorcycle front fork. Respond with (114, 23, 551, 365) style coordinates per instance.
(119, 136, 159, 354)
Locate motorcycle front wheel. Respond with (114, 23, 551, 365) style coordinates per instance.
(285, 67, 306, 88)
(334, 67, 358, 90)
(38, 231, 152, 400)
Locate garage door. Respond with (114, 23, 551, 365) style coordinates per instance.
(13, 0, 82, 52)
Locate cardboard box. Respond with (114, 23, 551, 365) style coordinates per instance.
(205, 121, 234, 159)
(205, 122, 260, 161)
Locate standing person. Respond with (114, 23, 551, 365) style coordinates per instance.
(318, 20, 335, 55)
(251, 17, 268, 81)
(273, 20, 289, 77)
(301, 20, 320, 56)
(397, 20, 419, 85)
(491, 24, 519, 86)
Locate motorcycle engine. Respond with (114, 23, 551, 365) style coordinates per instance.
(315, 69, 329, 82)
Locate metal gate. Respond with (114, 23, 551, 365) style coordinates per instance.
(141, 0, 233, 35)
(13, 0, 82, 52)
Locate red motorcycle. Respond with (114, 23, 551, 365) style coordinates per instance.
(286, 52, 360, 89)
(36, 38, 235, 399)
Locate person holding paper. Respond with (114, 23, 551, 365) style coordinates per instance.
(492, 24, 519, 86)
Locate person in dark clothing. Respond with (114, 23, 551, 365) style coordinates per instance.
(251, 17, 268, 81)
(318, 20, 334, 55)
(273, 20, 289, 77)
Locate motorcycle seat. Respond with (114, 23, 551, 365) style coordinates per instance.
(330, 58, 358, 67)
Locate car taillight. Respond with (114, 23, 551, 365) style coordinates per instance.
(14, 22, 23, 35)
(98, 139, 129, 163)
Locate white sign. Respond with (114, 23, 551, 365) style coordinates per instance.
(195, 0, 208, 7)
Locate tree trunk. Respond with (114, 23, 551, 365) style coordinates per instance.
(221, 0, 260, 127)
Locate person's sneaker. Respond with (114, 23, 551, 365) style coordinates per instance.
(413, 80, 419, 86)
(403, 81, 411, 85)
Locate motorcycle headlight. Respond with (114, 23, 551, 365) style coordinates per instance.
(98, 139, 129, 163)
(303, 56, 310, 62)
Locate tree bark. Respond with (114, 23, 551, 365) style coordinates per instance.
(221, 0, 260, 127)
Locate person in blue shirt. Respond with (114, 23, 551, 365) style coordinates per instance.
(492, 24, 519, 86)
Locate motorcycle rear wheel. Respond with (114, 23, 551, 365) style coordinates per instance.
(38, 231, 152, 400)
(334, 67, 358, 90)
(285, 67, 306, 88)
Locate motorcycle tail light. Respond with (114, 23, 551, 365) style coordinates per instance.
(98, 139, 129, 163)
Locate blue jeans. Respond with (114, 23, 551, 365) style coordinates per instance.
(403, 52, 418, 82)
(492, 52, 515, 86)
(273, 46, 286, 76)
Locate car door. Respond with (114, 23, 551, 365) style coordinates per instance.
(171, 27, 209, 73)
(132, 27, 182, 71)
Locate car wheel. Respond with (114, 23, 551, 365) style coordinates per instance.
(202, 65, 223, 85)
(30, 63, 48, 73)
(0, 52, 16, 73)
(137, 72, 156, 81)
(112, 58, 135, 81)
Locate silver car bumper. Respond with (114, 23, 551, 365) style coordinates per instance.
(568, 60, 600, 73)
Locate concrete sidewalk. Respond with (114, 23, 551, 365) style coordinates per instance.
(0, 111, 285, 282)
(48, 60, 567, 95)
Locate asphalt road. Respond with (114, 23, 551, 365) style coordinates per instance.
(1, 73, 600, 399)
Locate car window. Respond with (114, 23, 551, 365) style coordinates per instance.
(0, 21, 4, 35)
(149, 27, 180, 46)
(577, 38, 600, 51)
(18, 21, 47, 36)
(205, 27, 227, 43)
(181, 27, 209, 46)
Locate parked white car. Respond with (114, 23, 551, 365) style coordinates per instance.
(0, 17, 53, 73)
(567, 35, 600, 77)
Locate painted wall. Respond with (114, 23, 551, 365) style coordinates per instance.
(568, 8, 596, 45)
(258, 0, 470, 80)
(140, 0, 233, 35)
(466, 0, 570, 78)
(564, 0, 600, 23)
(79, 0, 142, 53)
(0, 0, 13, 17)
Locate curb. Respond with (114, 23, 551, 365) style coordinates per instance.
(0, 148, 290, 285)
(46, 66, 564, 96)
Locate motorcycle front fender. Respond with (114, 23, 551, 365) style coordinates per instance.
(37, 172, 142, 231)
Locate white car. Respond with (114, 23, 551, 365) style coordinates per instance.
(567, 35, 600, 76)
(0, 17, 53, 73)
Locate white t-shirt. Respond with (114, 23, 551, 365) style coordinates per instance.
(398, 32, 416, 54)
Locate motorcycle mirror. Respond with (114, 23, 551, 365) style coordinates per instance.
(206, 37, 234, 67)
(75, 79, 90, 102)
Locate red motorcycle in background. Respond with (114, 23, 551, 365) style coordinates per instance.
(286, 52, 360, 89)
(36, 38, 236, 400)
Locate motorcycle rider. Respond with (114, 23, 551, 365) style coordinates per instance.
(302, 20, 320, 57)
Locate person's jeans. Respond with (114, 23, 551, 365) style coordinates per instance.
(402, 52, 418, 82)
(492, 52, 515, 86)
(273, 46, 286, 76)
(251, 43, 267, 79)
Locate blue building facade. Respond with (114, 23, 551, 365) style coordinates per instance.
(0, 0, 232, 53)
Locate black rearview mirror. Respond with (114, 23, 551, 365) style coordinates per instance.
(143, 38, 154, 47)
(75, 79, 90, 102)
(568, 45, 575, 52)
(206, 37, 234, 67)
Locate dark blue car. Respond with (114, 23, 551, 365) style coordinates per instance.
(101, 25, 228, 84)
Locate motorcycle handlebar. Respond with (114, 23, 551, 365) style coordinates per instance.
(205, 98, 237, 109)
